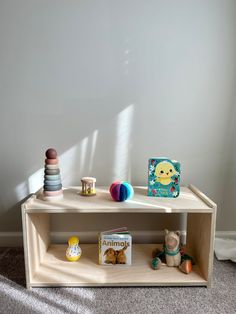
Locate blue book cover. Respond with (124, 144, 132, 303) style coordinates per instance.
(147, 157, 180, 198)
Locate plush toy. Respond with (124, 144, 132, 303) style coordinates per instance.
(152, 229, 194, 274)
(164, 230, 181, 267)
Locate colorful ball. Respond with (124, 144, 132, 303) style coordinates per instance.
(109, 181, 134, 202)
(46, 148, 57, 159)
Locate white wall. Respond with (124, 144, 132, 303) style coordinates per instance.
(218, 101, 236, 230)
(0, 0, 236, 236)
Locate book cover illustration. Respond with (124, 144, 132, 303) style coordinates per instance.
(147, 157, 180, 198)
(98, 227, 132, 266)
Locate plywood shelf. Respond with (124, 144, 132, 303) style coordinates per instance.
(31, 244, 207, 287)
(23, 185, 215, 214)
(21, 185, 216, 288)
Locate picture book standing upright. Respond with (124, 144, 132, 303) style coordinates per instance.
(148, 157, 181, 198)
(98, 227, 132, 265)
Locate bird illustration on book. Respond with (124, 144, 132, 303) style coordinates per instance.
(155, 161, 178, 186)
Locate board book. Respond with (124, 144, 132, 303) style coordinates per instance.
(98, 227, 132, 265)
(147, 157, 181, 198)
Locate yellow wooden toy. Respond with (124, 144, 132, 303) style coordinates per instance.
(66, 236, 82, 262)
(81, 177, 96, 196)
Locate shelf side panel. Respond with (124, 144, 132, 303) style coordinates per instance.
(26, 213, 50, 284)
(186, 212, 215, 287)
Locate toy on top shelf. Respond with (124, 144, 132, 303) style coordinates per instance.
(152, 229, 194, 274)
(109, 181, 134, 202)
(66, 236, 82, 262)
(81, 177, 96, 196)
(148, 157, 180, 198)
(43, 148, 63, 201)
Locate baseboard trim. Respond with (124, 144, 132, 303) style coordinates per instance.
(0, 230, 187, 247)
(0, 232, 23, 247)
(0, 230, 235, 247)
(50, 230, 187, 244)
(215, 231, 236, 240)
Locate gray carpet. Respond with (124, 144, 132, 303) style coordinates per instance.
(0, 248, 235, 314)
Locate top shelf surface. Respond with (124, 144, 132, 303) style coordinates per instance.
(23, 185, 216, 214)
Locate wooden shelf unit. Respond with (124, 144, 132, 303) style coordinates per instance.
(22, 185, 217, 289)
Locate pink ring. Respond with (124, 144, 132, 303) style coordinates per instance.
(45, 158, 58, 165)
(43, 189, 63, 196)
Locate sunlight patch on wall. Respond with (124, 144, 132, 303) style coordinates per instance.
(60, 144, 78, 186)
(24, 131, 97, 194)
(113, 104, 134, 181)
(79, 137, 89, 175)
(15, 181, 29, 201)
(88, 129, 98, 173)
(28, 168, 44, 194)
(23, 104, 134, 197)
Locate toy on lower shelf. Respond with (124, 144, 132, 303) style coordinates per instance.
(66, 236, 82, 262)
(98, 227, 132, 265)
(109, 181, 134, 202)
(43, 148, 63, 201)
(152, 229, 194, 274)
(81, 177, 96, 196)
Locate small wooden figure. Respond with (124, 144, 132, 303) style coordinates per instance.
(81, 177, 96, 196)
(66, 236, 82, 262)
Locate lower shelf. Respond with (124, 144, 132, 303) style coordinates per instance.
(31, 244, 207, 287)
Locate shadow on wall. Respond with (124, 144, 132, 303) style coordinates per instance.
(25, 104, 134, 191)
(1, 105, 135, 230)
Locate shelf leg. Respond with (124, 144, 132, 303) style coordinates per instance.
(186, 211, 216, 288)
(23, 213, 50, 288)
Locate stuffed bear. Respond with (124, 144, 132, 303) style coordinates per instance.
(164, 229, 181, 267)
(152, 229, 194, 274)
